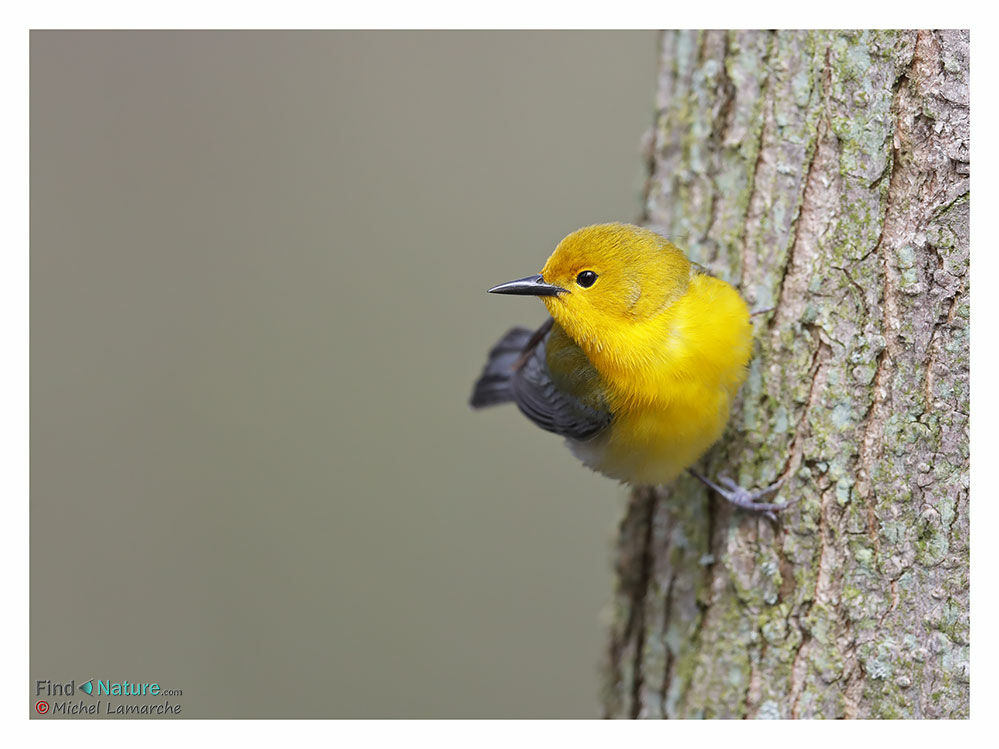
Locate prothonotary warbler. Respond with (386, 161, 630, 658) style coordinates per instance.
(470, 222, 789, 513)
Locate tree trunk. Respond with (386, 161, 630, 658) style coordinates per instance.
(603, 30, 969, 719)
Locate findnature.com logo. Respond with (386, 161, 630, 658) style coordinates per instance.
(34, 679, 184, 717)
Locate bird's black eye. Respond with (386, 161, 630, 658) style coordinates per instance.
(576, 270, 598, 288)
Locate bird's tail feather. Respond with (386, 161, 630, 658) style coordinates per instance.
(469, 327, 534, 408)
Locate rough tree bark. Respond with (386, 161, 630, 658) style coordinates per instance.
(603, 30, 969, 719)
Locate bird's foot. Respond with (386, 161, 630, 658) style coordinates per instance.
(687, 470, 796, 521)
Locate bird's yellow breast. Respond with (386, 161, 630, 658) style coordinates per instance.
(551, 273, 752, 485)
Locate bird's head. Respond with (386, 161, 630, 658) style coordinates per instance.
(488, 223, 692, 352)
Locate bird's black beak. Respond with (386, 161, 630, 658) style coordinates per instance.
(487, 274, 567, 297)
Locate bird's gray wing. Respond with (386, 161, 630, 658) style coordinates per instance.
(511, 322, 612, 441)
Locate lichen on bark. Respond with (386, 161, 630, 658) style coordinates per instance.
(604, 30, 969, 719)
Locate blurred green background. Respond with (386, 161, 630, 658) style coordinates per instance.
(31, 30, 658, 718)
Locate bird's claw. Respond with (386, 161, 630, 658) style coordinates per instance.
(688, 470, 796, 517)
(717, 475, 740, 491)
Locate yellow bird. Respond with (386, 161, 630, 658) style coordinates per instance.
(470, 222, 787, 512)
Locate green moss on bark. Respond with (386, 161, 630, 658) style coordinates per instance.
(605, 30, 969, 719)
